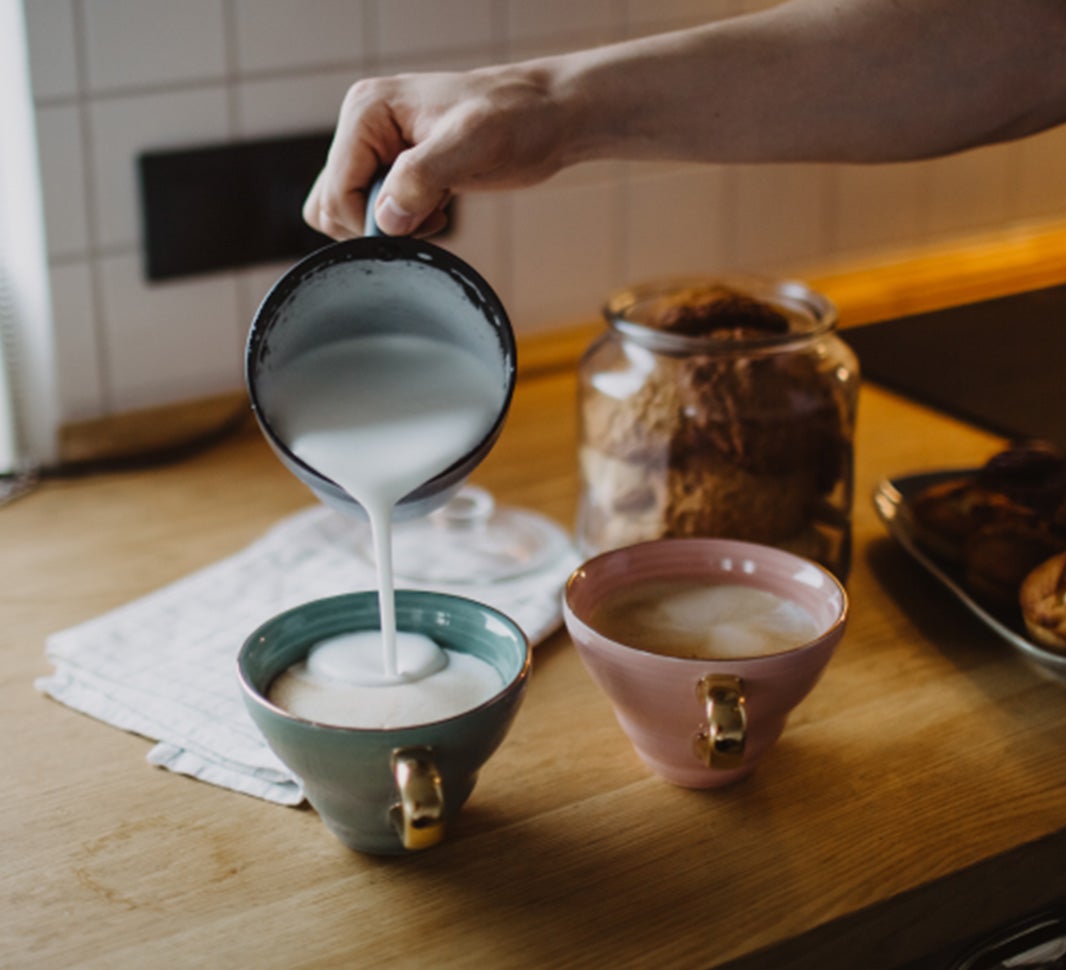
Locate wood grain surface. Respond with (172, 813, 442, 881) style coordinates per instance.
(6, 255, 1066, 969)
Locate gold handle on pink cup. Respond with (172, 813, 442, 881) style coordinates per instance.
(693, 675, 747, 770)
(390, 747, 446, 850)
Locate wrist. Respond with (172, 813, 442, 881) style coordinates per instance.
(534, 49, 631, 166)
(532, 29, 716, 167)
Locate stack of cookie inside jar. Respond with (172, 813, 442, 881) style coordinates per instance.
(576, 277, 860, 581)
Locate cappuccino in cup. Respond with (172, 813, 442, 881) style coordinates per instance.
(587, 580, 820, 660)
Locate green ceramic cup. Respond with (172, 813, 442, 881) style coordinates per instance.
(238, 591, 531, 855)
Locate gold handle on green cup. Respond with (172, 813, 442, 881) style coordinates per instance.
(693, 675, 747, 770)
(390, 747, 446, 850)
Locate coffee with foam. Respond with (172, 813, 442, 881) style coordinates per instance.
(587, 580, 820, 660)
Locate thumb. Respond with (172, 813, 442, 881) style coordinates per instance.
(373, 148, 451, 236)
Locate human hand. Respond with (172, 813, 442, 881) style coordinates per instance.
(303, 62, 576, 239)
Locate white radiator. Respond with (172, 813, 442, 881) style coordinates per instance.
(0, 0, 59, 483)
(0, 265, 18, 474)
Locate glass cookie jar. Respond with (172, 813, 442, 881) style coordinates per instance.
(576, 277, 860, 580)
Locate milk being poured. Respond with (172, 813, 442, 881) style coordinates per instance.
(263, 331, 505, 690)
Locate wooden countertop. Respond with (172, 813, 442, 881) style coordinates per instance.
(7, 237, 1066, 968)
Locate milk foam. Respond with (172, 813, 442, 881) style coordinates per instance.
(268, 641, 503, 729)
(261, 332, 504, 695)
(305, 630, 448, 686)
(590, 581, 821, 659)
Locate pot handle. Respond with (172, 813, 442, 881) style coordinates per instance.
(693, 675, 747, 770)
(390, 747, 446, 850)
(365, 172, 386, 238)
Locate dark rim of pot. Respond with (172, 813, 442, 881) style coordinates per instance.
(244, 235, 517, 503)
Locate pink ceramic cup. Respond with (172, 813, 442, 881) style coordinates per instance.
(563, 538, 848, 788)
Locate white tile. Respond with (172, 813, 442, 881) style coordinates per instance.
(373, 48, 496, 75)
(376, 0, 496, 62)
(504, 0, 620, 52)
(736, 0, 783, 12)
(1013, 126, 1066, 224)
(622, 163, 732, 281)
(626, 0, 738, 35)
(23, 0, 79, 100)
(88, 87, 231, 249)
(920, 143, 1014, 241)
(510, 179, 618, 331)
(623, 159, 676, 180)
(81, 0, 226, 92)
(232, 0, 367, 74)
(440, 191, 510, 305)
(732, 163, 831, 273)
(830, 161, 925, 257)
(34, 105, 90, 258)
(97, 254, 244, 412)
(235, 69, 360, 138)
(49, 260, 106, 421)
(544, 159, 625, 191)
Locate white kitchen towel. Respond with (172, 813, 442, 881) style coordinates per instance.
(36, 504, 579, 806)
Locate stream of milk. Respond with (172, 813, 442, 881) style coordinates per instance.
(263, 331, 505, 688)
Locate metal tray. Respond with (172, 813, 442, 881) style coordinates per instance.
(873, 470, 1066, 682)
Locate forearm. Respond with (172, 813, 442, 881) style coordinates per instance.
(304, 0, 1066, 238)
(543, 0, 1066, 165)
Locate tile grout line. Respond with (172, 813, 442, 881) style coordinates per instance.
(70, 0, 114, 416)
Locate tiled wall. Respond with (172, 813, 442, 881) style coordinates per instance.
(23, 0, 1066, 426)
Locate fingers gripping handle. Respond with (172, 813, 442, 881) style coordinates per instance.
(693, 675, 747, 770)
(390, 747, 446, 850)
